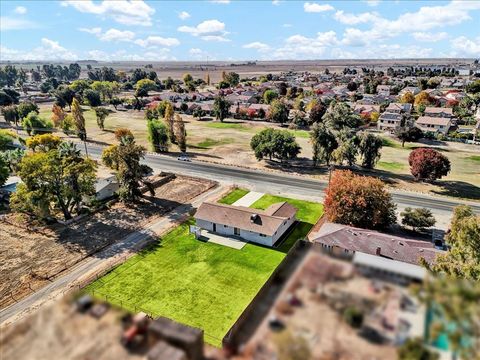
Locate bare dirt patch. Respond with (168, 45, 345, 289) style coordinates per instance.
(1, 297, 143, 360)
(0, 175, 216, 308)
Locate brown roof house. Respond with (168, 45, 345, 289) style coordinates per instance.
(308, 222, 442, 283)
(195, 201, 297, 247)
(415, 116, 452, 134)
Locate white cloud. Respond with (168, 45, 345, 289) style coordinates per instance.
(273, 31, 339, 58)
(0, 17, 36, 31)
(451, 36, 480, 56)
(243, 42, 270, 52)
(365, 0, 380, 6)
(14, 6, 27, 14)
(0, 38, 77, 61)
(304, 2, 334, 13)
(178, 11, 190, 20)
(283, 23, 292, 28)
(210, 0, 230, 3)
(134, 36, 180, 47)
(178, 19, 229, 41)
(412, 32, 448, 42)
(98, 28, 135, 42)
(272, 0, 281, 5)
(60, 0, 155, 26)
(79, 27, 102, 35)
(333, 10, 380, 25)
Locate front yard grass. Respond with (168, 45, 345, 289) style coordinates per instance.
(86, 219, 284, 347)
(218, 187, 250, 205)
(250, 194, 324, 252)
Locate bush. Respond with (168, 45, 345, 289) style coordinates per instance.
(401, 207, 436, 231)
(22, 112, 53, 135)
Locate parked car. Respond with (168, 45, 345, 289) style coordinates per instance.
(177, 154, 191, 162)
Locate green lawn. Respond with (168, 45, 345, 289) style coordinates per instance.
(193, 137, 235, 149)
(250, 194, 324, 252)
(218, 188, 250, 205)
(287, 129, 310, 139)
(206, 122, 251, 131)
(86, 220, 284, 347)
(466, 155, 480, 162)
(377, 161, 405, 171)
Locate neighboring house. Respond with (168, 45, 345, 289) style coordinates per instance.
(399, 86, 420, 96)
(307, 221, 441, 283)
(415, 116, 452, 134)
(423, 107, 453, 118)
(353, 104, 380, 115)
(385, 102, 412, 114)
(376, 85, 391, 96)
(378, 112, 404, 132)
(194, 201, 297, 247)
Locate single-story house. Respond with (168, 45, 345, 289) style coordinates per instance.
(308, 221, 441, 283)
(415, 116, 452, 134)
(377, 85, 392, 96)
(194, 201, 297, 247)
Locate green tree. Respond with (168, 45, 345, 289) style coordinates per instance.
(332, 130, 358, 166)
(263, 89, 278, 104)
(428, 206, 480, 280)
(323, 102, 361, 130)
(358, 132, 383, 169)
(94, 107, 112, 130)
(250, 128, 300, 162)
(0, 156, 8, 187)
(1, 105, 19, 125)
(268, 99, 289, 124)
(135, 78, 156, 97)
(101, 135, 152, 202)
(310, 122, 338, 166)
(401, 207, 436, 232)
(83, 89, 102, 107)
(164, 102, 175, 144)
(71, 98, 87, 141)
(147, 120, 169, 152)
(395, 126, 423, 147)
(223, 72, 240, 87)
(22, 112, 53, 135)
(10, 139, 96, 220)
(17, 101, 39, 119)
(213, 96, 230, 122)
(0, 129, 16, 150)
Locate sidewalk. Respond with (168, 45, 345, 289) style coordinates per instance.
(0, 185, 224, 327)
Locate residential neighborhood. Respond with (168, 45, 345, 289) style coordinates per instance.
(1, 1, 480, 360)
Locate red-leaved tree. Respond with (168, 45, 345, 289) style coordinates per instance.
(408, 148, 451, 182)
(324, 170, 397, 229)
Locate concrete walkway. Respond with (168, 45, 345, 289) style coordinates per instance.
(232, 191, 264, 207)
(202, 231, 247, 250)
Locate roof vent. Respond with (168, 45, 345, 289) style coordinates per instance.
(250, 214, 259, 223)
(399, 242, 404, 246)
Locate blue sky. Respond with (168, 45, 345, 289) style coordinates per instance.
(1, 0, 479, 61)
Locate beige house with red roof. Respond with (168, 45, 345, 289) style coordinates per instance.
(195, 201, 297, 247)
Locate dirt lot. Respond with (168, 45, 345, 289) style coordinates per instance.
(241, 251, 398, 360)
(1, 297, 144, 360)
(0, 175, 216, 308)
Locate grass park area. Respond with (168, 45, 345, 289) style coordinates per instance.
(86, 219, 285, 347)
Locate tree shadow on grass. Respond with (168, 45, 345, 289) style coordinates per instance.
(431, 180, 480, 201)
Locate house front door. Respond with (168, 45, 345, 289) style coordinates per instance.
(234, 227, 240, 236)
(213, 223, 216, 232)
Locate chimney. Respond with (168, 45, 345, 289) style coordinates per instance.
(375, 247, 381, 256)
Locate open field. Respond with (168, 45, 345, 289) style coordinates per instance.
(34, 103, 480, 200)
(86, 219, 285, 347)
(0, 175, 216, 308)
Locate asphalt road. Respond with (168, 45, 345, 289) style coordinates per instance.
(86, 145, 480, 214)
